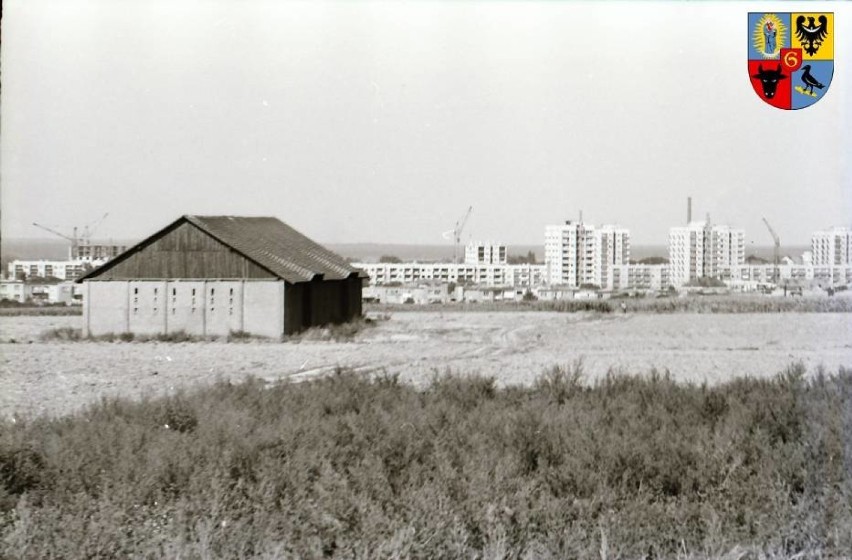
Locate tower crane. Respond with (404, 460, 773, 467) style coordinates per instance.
(33, 213, 110, 259)
(761, 217, 781, 284)
(442, 206, 473, 264)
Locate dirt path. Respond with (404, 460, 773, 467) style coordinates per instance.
(1, 312, 850, 417)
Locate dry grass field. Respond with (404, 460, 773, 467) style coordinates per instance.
(2, 311, 850, 418)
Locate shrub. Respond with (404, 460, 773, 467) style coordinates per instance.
(0, 364, 850, 557)
(38, 327, 83, 341)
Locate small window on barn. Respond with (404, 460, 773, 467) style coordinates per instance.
(134, 288, 138, 295)
(229, 288, 234, 296)
(172, 288, 177, 296)
(191, 288, 196, 296)
(172, 308, 176, 315)
(154, 288, 158, 295)
(210, 307, 215, 313)
(210, 288, 215, 295)
(133, 307, 138, 314)
(153, 307, 158, 314)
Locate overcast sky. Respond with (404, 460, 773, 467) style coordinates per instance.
(2, 0, 849, 246)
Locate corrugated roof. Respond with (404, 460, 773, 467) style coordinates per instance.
(187, 215, 363, 283)
(80, 215, 365, 283)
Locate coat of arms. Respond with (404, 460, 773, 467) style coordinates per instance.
(748, 13, 834, 109)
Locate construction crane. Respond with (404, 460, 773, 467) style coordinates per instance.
(442, 206, 473, 264)
(33, 213, 110, 259)
(762, 217, 781, 284)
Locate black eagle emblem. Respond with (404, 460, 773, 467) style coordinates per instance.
(795, 15, 829, 56)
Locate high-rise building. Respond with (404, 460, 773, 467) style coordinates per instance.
(811, 227, 852, 266)
(594, 224, 631, 289)
(464, 241, 507, 265)
(544, 221, 630, 288)
(668, 221, 745, 287)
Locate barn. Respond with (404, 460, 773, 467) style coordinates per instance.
(77, 215, 365, 338)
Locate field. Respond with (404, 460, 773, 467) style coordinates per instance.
(2, 310, 851, 557)
(2, 311, 850, 418)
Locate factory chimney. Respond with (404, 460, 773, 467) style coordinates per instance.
(687, 197, 692, 224)
(579, 209, 583, 224)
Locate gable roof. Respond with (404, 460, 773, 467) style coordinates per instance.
(79, 215, 366, 283)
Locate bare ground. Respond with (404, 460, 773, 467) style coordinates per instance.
(1, 311, 850, 417)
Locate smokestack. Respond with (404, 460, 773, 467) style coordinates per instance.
(687, 197, 692, 223)
(579, 210, 583, 223)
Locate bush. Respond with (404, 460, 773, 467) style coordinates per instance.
(288, 316, 377, 342)
(38, 327, 83, 342)
(0, 363, 849, 557)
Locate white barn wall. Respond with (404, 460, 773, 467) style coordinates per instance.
(83, 280, 285, 338)
(85, 282, 129, 336)
(244, 281, 285, 338)
(205, 282, 244, 336)
(128, 281, 169, 335)
(167, 281, 207, 336)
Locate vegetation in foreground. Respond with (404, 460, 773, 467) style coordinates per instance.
(37, 317, 380, 344)
(1, 364, 850, 559)
(0, 305, 82, 317)
(369, 293, 852, 314)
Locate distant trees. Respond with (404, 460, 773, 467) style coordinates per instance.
(635, 256, 669, 265)
(379, 255, 402, 264)
(507, 251, 537, 265)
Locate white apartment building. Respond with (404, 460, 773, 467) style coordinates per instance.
(353, 262, 546, 288)
(7, 260, 97, 281)
(811, 227, 852, 266)
(465, 241, 507, 265)
(720, 263, 852, 289)
(611, 264, 671, 292)
(668, 221, 745, 287)
(71, 243, 128, 262)
(594, 225, 631, 289)
(544, 221, 630, 288)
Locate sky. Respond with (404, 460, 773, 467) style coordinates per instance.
(1, 0, 850, 247)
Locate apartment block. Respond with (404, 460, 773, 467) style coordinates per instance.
(353, 262, 546, 288)
(668, 221, 744, 287)
(544, 221, 630, 288)
(465, 241, 507, 265)
(7, 260, 94, 281)
(811, 227, 852, 265)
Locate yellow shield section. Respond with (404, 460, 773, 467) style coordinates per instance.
(791, 12, 833, 60)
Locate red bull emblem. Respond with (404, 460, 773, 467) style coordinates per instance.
(748, 13, 834, 109)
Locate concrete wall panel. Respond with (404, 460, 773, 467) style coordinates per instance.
(85, 281, 129, 336)
(244, 281, 284, 338)
(128, 281, 168, 335)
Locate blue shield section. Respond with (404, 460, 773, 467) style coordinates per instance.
(791, 61, 834, 110)
(748, 13, 791, 60)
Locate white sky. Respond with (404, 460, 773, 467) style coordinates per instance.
(1, 0, 850, 245)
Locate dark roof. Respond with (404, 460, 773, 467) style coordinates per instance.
(79, 215, 366, 283)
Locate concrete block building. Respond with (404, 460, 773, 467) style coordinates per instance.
(464, 241, 507, 265)
(812, 227, 852, 266)
(668, 221, 745, 287)
(544, 221, 630, 288)
(78, 215, 365, 338)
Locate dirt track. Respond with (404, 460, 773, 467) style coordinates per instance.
(2, 311, 851, 417)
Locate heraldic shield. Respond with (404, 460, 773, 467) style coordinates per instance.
(748, 13, 834, 109)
